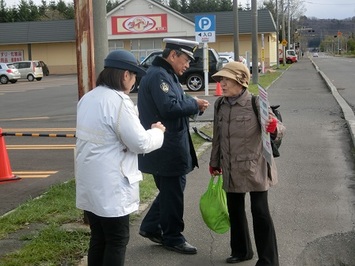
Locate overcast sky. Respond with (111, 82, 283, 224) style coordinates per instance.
(7, 0, 355, 20)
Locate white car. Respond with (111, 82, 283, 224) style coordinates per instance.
(218, 52, 234, 60)
(238, 56, 261, 74)
(0, 63, 21, 84)
(219, 55, 234, 67)
(12, 60, 43, 81)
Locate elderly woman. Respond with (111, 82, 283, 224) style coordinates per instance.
(209, 62, 285, 265)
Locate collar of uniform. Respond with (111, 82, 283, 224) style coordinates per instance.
(152, 56, 179, 83)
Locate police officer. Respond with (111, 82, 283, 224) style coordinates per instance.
(137, 38, 209, 254)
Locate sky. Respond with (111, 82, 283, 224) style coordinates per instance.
(7, 0, 355, 20)
(240, 0, 355, 20)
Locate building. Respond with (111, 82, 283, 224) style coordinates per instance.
(0, 0, 277, 75)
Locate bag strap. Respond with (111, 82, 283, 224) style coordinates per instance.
(251, 95, 261, 128)
(215, 96, 224, 114)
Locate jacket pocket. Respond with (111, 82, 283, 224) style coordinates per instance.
(234, 153, 258, 177)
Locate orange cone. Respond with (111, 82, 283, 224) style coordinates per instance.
(214, 82, 222, 96)
(0, 128, 20, 182)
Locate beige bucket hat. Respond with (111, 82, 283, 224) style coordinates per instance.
(212, 61, 250, 88)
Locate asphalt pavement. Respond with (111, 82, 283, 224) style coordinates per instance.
(2, 57, 354, 265)
(117, 57, 355, 266)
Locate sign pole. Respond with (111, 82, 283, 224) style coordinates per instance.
(195, 15, 216, 96)
(203, 42, 208, 96)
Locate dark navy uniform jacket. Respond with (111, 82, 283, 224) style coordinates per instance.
(137, 56, 199, 176)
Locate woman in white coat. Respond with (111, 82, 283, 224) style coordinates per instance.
(75, 49, 165, 266)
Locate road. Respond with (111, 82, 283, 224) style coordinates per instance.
(0, 55, 354, 265)
(0, 75, 218, 215)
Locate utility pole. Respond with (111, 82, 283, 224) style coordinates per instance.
(75, 0, 108, 224)
(233, 0, 239, 60)
(74, 0, 96, 100)
(251, 0, 258, 83)
(276, 0, 279, 68)
(287, 0, 291, 50)
(93, 1, 108, 79)
(281, 0, 285, 66)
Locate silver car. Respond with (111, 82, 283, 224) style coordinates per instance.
(12, 60, 43, 81)
(0, 63, 21, 84)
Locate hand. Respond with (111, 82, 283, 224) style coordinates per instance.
(195, 98, 209, 113)
(151, 121, 166, 133)
(265, 117, 277, 133)
(209, 165, 222, 176)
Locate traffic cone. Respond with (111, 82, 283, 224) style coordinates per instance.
(214, 82, 222, 96)
(0, 128, 20, 182)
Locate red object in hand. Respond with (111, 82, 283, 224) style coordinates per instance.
(209, 165, 222, 175)
(266, 117, 278, 133)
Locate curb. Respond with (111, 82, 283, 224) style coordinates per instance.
(310, 58, 355, 148)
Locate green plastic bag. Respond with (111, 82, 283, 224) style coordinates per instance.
(199, 175, 230, 234)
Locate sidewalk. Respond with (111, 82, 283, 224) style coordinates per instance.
(76, 59, 355, 266)
(120, 58, 355, 266)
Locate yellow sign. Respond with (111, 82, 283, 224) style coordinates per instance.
(281, 39, 287, 46)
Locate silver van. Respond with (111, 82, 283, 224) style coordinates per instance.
(12, 60, 43, 81)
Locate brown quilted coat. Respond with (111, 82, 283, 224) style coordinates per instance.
(209, 90, 286, 193)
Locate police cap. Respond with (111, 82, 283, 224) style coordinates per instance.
(163, 38, 199, 61)
(104, 49, 146, 77)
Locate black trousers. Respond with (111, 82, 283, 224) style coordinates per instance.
(85, 211, 130, 266)
(140, 174, 186, 246)
(226, 191, 279, 266)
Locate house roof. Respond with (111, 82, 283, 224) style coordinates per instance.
(0, 8, 275, 45)
(184, 9, 276, 34)
(0, 20, 75, 45)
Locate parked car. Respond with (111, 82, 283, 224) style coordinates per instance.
(219, 55, 234, 67)
(39, 61, 50, 76)
(218, 52, 235, 60)
(0, 63, 21, 84)
(312, 52, 319, 57)
(12, 60, 43, 81)
(279, 49, 298, 64)
(134, 47, 223, 92)
(238, 56, 261, 74)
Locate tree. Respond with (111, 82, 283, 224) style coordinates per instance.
(219, 0, 233, 11)
(0, 0, 8, 22)
(205, 0, 219, 12)
(169, 0, 180, 12)
(180, 0, 189, 13)
(106, 0, 120, 13)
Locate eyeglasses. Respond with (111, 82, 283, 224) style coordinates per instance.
(180, 54, 191, 64)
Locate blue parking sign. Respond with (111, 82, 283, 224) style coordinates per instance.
(195, 15, 215, 32)
(195, 15, 216, 43)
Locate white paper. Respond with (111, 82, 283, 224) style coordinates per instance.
(258, 84, 273, 165)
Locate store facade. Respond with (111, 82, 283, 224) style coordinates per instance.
(0, 0, 277, 74)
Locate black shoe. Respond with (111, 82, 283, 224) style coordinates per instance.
(139, 230, 162, 244)
(163, 241, 197, 254)
(226, 255, 253, 264)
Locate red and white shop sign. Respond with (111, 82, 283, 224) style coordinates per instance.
(111, 14, 167, 35)
(0, 50, 24, 63)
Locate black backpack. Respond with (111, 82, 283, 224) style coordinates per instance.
(251, 95, 282, 158)
(215, 95, 282, 158)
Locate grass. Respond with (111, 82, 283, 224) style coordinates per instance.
(0, 125, 214, 266)
(0, 64, 289, 265)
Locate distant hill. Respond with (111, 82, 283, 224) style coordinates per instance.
(295, 16, 355, 47)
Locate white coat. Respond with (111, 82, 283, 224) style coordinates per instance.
(75, 86, 164, 218)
